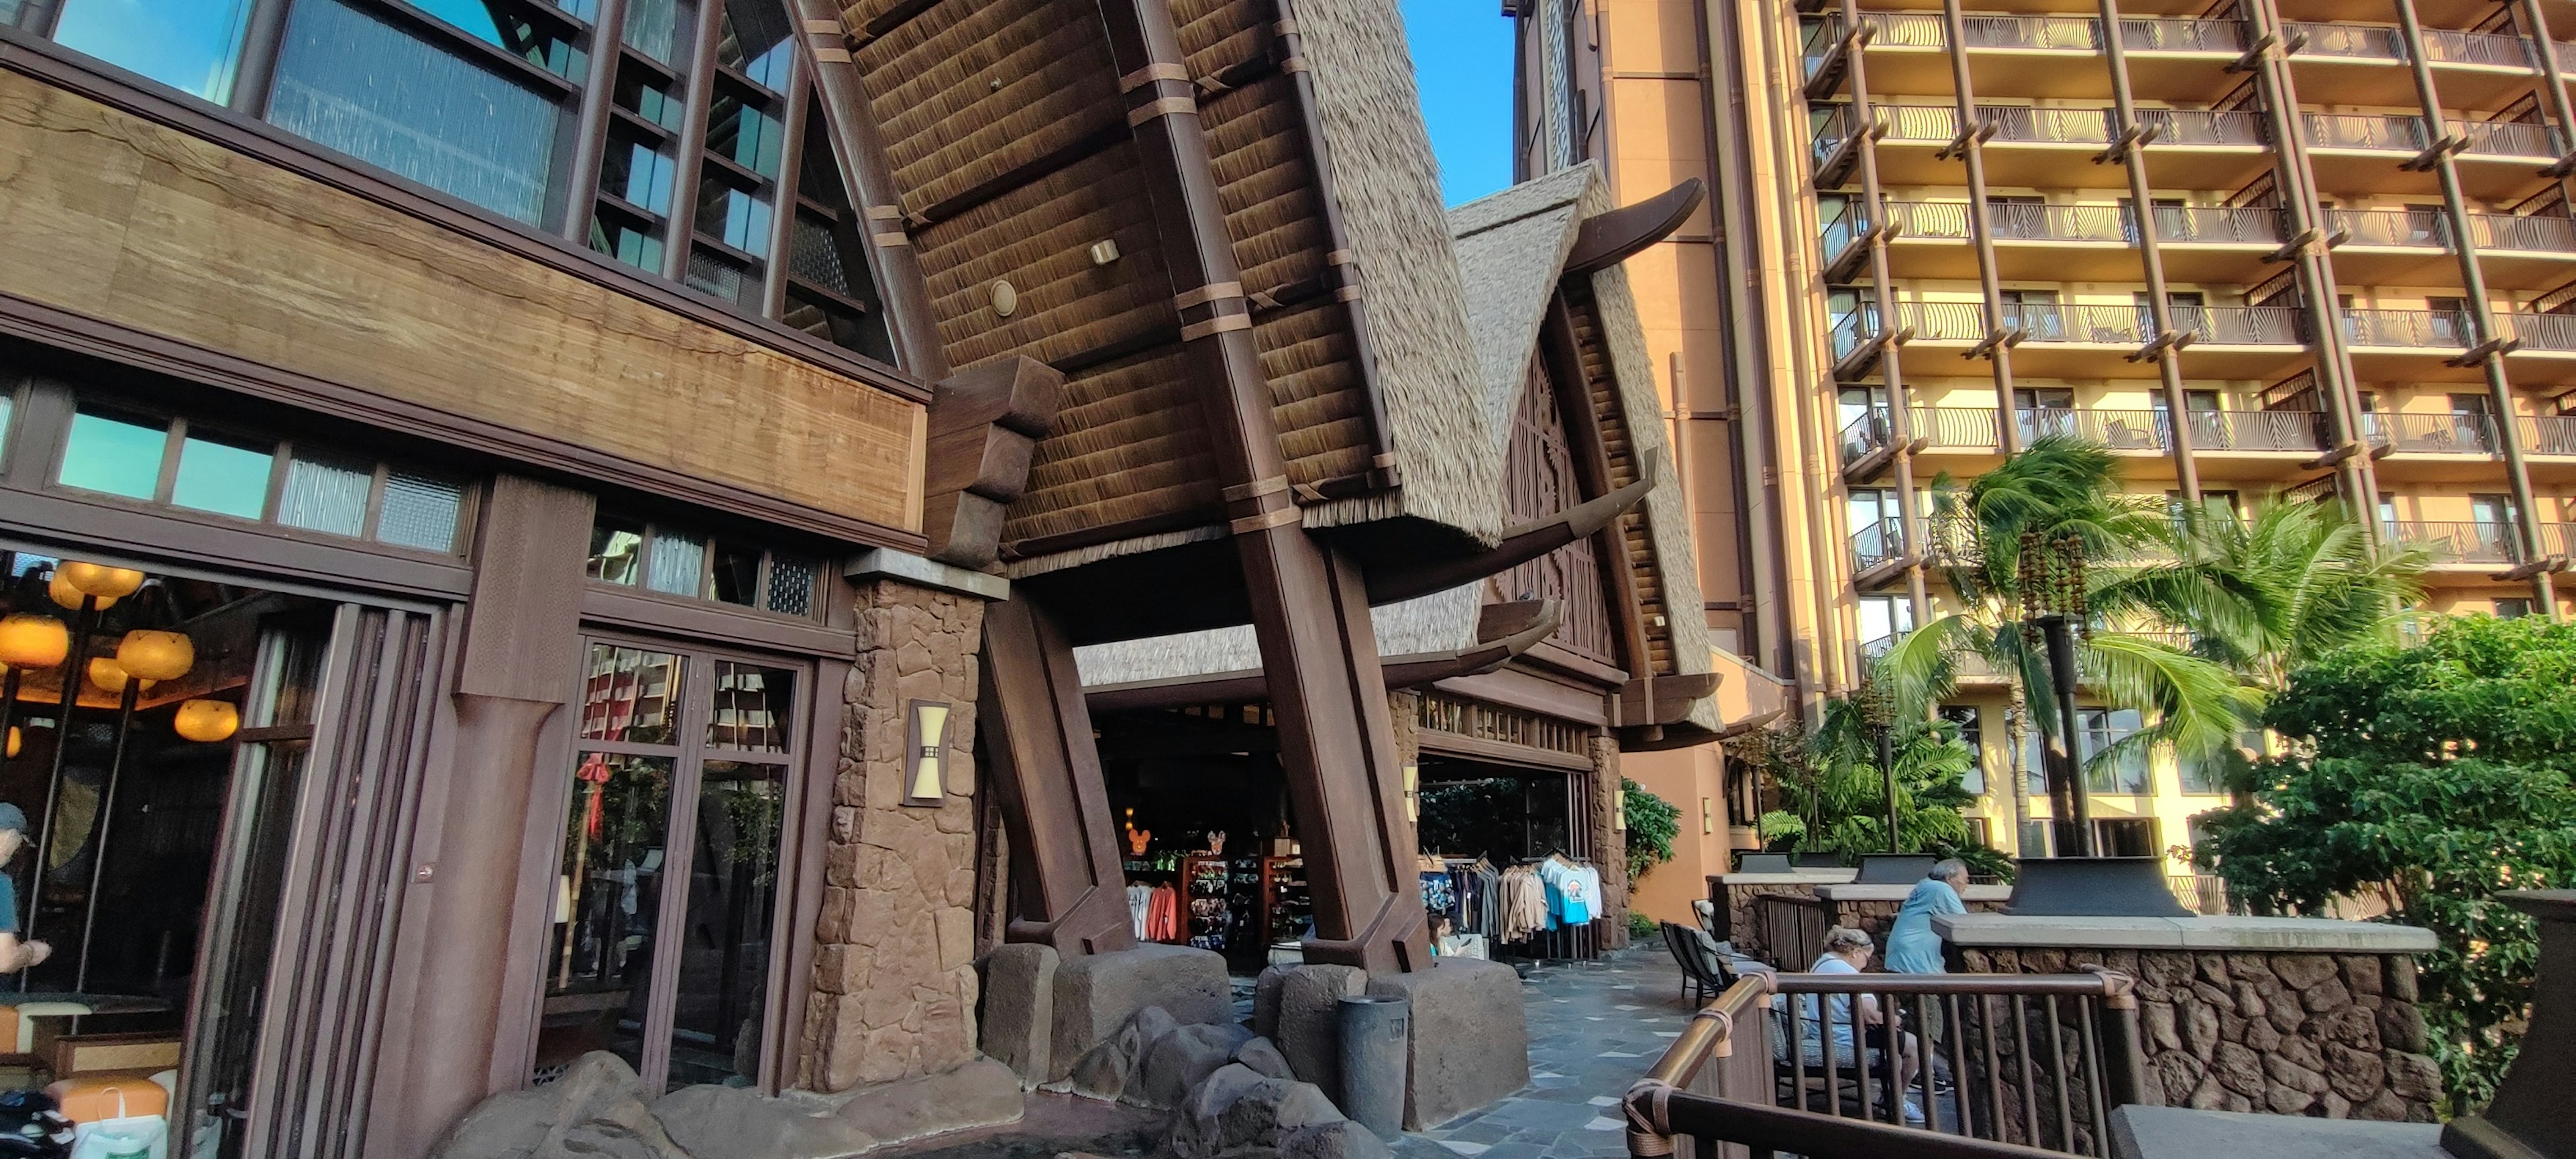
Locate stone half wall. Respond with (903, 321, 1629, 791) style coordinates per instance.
(1958, 946, 2442, 1125)
(798, 579, 990, 1092)
(1589, 734, 1629, 950)
(1715, 880, 1824, 961)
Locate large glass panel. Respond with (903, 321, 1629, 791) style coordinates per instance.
(543, 753, 676, 1077)
(622, 0, 696, 65)
(704, 96, 784, 179)
(601, 135, 678, 215)
(694, 181, 774, 256)
(171, 431, 276, 519)
(593, 217, 667, 273)
(51, 0, 254, 103)
(666, 759, 784, 1087)
(715, 0, 795, 91)
(708, 543, 759, 606)
(685, 248, 758, 309)
(277, 453, 373, 537)
(787, 117, 896, 362)
(589, 516, 646, 585)
(58, 407, 169, 500)
(268, 0, 568, 227)
(706, 663, 794, 753)
(405, 0, 588, 79)
(578, 645, 685, 744)
(376, 472, 465, 551)
(0, 392, 13, 470)
(616, 68, 688, 131)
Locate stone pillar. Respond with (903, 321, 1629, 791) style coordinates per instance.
(1589, 734, 1629, 949)
(1389, 689, 1420, 855)
(798, 560, 998, 1092)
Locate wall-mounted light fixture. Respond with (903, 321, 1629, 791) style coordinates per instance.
(1701, 796, 1715, 835)
(1403, 763, 1419, 822)
(1615, 789, 1627, 833)
(906, 700, 953, 807)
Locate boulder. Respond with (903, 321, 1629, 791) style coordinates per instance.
(1363, 958, 1529, 1130)
(1133, 1023, 1254, 1109)
(1254, 966, 1292, 1040)
(833, 1058, 1025, 1146)
(979, 943, 1060, 1083)
(1169, 1064, 1344, 1159)
(1279, 1119, 1393, 1159)
(1071, 1006, 1182, 1102)
(1052, 944, 1230, 1081)
(431, 1052, 688, 1159)
(1276, 965, 1368, 1091)
(1234, 1036, 1295, 1081)
(648, 1085, 875, 1159)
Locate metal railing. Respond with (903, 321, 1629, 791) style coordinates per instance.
(2325, 207, 2447, 247)
(2149, 205, 2284, 244)
(2524, 414, 2576, 455)
(2424, 27, 2537, 68)
(1813, 106, 1857, 168)
(1913, 406, 2005, 449)
(1876, 104, 1968, 142)
(1852, 517, 1907, 571)
(1821, 199, 1872, 264)
(2367, 410, 2500, 453)
(2135, 108, 2264, 146)
(1831, 305, 1883, 362)
(2286, 20, 2404, 60)
(2454, 118, 2560, 158)
(1842, 409, 1892, 463)
(2190, 408, 2330, 451)
(2302, 111, 2427, 152)
(1899, 302, 2302, 346)
(2383, 518, 2522, 563)
(2342, 307, 2473, 348)
(1843, 11, 2239, 53)
(1986, 106, 2114, 145)
(2471, 212, 2576, 252)
(2551, 522, 2576, 556)
(2167, 875, 2233, 916)
(2510, 311, 2576, 350)
(2118, 17, 2241, 53)
(1621, 972, 2149, 1159)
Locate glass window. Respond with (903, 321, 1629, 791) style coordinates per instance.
(589, 516, 646, 585)
(0, 391, 12, 470)
(622, 0, 697, 65)
(705, 98, 785, 180)
(549, 752, 676, 1074)
(684, 249, 758, 309)
(667, 758, 784, 1087)
(171, 431, 276, 519)
(716, 0, 794, 91)
(646, 529, 707, 596)
(50, 0, 254, 103)
(277, 453, 374, 537)
(267, 0, 568, 228)
(602, 137, 678, 216)
(58, 407, 169, 500)
(579, 644, 685, 743)
(707, 661, 794, 752)
(763, 555, 815, 618)
(708, 542, 760, 606)
(405, 0, 588, 79)
(1940, 705, 1983, 797)
(694, 182, 774, 256)
(376, 471, 466, 551)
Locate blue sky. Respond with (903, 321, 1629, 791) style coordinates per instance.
(1400, 0, 1515, 207)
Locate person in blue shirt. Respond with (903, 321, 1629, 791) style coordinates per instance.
(1886, 859, 1970, 975)
(0, 804, 51, 973)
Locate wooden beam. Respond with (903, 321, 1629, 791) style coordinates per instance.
(792, 0, 951, 377)
(1616, 671, 1722, 727)
(1562, 179, 1707, 276)
(1091, 0, 1426, 973)
(1083, 600, 1562, 713)
(922, 356, 1064, 569)
(977, 597, 1138, 955)
(1540, 296, 1656, 689)
(1364, 458, 1655, 606)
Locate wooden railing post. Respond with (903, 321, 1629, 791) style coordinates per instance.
(2086, 969, 2153, 1109)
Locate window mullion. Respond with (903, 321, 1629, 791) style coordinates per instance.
(562, 0, 635, 242)
(759, 61, 810, 320)
(661, 0, 727, 282)
(228, 0, 298, 115)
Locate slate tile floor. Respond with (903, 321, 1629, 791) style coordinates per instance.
(1393, 946, 1695, 1159)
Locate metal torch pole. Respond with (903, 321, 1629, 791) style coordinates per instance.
(2040, 614, 2093, 858)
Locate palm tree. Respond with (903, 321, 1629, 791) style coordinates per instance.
(1870, 437, 2260, 850)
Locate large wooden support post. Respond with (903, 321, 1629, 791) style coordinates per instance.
(978, 597, 1136, 954)
(1092, 0, 1428, 973)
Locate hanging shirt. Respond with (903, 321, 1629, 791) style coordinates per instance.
(1538, 858, 1593, 926)
(1127, 883, 1152, 941)
(1886, 877, 1966, 974)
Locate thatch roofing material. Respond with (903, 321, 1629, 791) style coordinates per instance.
(837, 0, 1491, 577)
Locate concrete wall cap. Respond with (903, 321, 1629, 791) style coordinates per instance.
(1815, 883, 2013, 903)
(849, 547, 1010, 600)
(1716, 870, 1859, 885)
(1932, 913, 2439, 954)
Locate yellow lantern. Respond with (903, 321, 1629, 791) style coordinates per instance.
(115, 630, 194, 683)
(4, 726, 17, 759)
(88, 657, 139, 695)
(56, 562, 144, 600)
(0, 614, 69, 669)
(47, 573, 115, 612)
(173, 700, 239, 743)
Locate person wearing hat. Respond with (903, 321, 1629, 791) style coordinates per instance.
(0, 804, 51, 973)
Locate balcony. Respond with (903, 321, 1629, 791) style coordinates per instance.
(2383, 518, 2524, 566)
(1877, 201, 2282, 281)
(2365, 409, 2498, 454)
(2324, 207, 2576, 290)
(1816, 11, 2239, 101)
(1853, 103, 2270, 188)
(2285, 21, 2536, 106)
(2523, 413, 2576, 456)
(1850, 516, 1907, 577)
(2302, 112, 2561, 201)
(1894, 300, 2306, 378)
(1818, 199, 1873, 280)
(2342, 307, 2474, 351)
(1894, 406, 2326, 477)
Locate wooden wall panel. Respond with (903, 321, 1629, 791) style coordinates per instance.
(0, 71, 923, 534)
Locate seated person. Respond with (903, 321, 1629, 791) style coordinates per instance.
(1886, 859, 1970, 975)
(1772, 926, 1924, 1125)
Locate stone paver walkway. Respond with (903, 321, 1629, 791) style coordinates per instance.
(1397, 945, 1693, 1159)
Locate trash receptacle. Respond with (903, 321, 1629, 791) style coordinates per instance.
(1336, 993, 1409, 1139)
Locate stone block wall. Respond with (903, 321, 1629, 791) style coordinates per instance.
(1589, 734, 1629, 949)
(1959, 946, 2441, 1126)
(797, 579, 989, 1092)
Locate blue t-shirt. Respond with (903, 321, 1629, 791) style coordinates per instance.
(1886, 878, 1966, 974)
(0, 871, 18, 934)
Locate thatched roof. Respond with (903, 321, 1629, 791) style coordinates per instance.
(1081, 165, 1718, 736)
(837, 0, 1492, 577)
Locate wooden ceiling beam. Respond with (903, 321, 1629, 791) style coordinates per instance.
(790, 0, 949, 378)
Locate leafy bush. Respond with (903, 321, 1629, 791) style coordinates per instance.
(1623, 777, 1680, 883)
(2196, 614, 2576, 1111)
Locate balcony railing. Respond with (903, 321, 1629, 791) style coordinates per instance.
(1851, 517, 1907, 571)
(2453, 117, 2561, 158)
(1821, 199, 1871, 262)
(2384, 518, 2522, 564)
(1898, 301, 2302, 345)
(2325, 207, 2447, 247)
(2136, 107, 2265, 146)
(2302, 111, 2428, 151)
(2149, 205, 2285, 244)
(2510, 311, 2576, 350)
(1830, 305, 1882, 362)
(2367, 410, 2500, 453)
(2524, 414, 2576, 455)
(1844, 11, 2241, 53)
(2342, 307, 2473, 348)
(2472, 212, 2576, 252)
(2424, 28, 2538, 68)
(2118, 16, 2243, 53)
(2287, 22, 2534, 68)
(2184, 408, 2332, 451)
(2552, 522, 2576, 557)
(1911, 406, 2004, 449)
(1841, 408, 1892, 463)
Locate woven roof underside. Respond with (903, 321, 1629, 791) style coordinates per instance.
(845, 0, 1382, 553)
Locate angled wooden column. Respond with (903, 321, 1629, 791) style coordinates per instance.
(1092, 0, 1428, 973)
(978, 596, 1136, 955)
